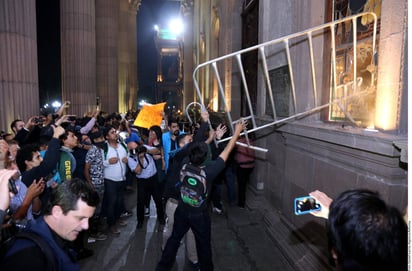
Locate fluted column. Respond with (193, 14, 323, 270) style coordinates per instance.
(118, 0, 140, 113)
(126, 0, 141, 111)
(118, 0, 127, 113)
(96, 0, 119, 114)
(181, 0, 195, 107)
(60, 0, 96, 116)
(0, 0, 39, 131)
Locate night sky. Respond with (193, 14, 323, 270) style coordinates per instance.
(36, 0, 61, 109)
(36, 0, 180, 109)
(137, 0, 180, 103)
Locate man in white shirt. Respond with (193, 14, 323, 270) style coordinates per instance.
(102, 126, 129, 235)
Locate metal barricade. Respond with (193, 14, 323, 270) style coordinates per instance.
(190, 12, 377, 152)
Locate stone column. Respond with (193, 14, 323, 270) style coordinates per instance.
(374, 0, 407, 131)
(126, 0, 140, 111)
(60, 0, 96, 116)
(118, 0, 140, 113)
(118, 0, 129, 113)
(95, 0, 119, 114)
(0, 0, 39, 131)
(181, 0, 194, 107)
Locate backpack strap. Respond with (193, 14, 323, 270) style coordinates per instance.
(184, 163, 205, 177)
(103, 141, 128, 160)
(15, 232, 58, 271)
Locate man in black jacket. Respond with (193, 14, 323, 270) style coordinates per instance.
(157, 117, 246, 271)
(0, 178, 99, 271)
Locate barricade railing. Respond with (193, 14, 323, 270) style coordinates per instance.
(190, 12, 377, 152)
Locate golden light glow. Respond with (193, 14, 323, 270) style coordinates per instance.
(211, 96, 218, 111)
(374, 81, 398, 130)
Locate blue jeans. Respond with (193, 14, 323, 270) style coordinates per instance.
(103, 179, 125, 226)
(156, 206, 213, 271)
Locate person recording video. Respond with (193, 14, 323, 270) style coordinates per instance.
(308, 189, 407, 271)
(127, 141, 164, 229)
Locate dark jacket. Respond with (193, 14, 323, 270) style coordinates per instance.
(1, 217, 79, 271)
(162, 121, 210, 201)
(21, 138, 61, 188)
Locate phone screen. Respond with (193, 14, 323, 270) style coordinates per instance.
(294, 196, 321, 215)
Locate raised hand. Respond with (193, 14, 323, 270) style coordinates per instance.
(215, 124, 227, 140)
(308, 190, 333, 219)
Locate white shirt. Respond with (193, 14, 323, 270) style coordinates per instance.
(103, 143, 128, 181)
(128, 153, 157, 179)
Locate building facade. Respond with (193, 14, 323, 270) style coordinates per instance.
(0, 1, 407, 268)
(0, 0, 141, 130)
(182, 0, 407, 269)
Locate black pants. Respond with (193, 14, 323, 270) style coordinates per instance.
(237, 167, 254, 207)
(136, 174, 164, 223)
(156, 206, 213, 271)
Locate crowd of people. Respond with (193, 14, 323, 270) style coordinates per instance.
(0, 101, 256, 271)
(0, 100, 407, 271)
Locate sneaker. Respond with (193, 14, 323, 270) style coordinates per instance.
(110, 225, 121, 234)
(90, 232, 107, 241)
(144, 207, 150, 216)
(120, 210, 133, 218)
(213, 207, 223, 214)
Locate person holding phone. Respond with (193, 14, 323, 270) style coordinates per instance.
(6, 160, 45, 222)
(0, 169, 18, 225)
(308, 189, 407, 271)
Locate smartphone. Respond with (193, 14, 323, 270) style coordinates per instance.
(294, 196, 321, 215)
(8, 177, 18, 195)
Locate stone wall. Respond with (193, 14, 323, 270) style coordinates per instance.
(247, 121, 407, 270)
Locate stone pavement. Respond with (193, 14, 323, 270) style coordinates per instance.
(79, 186, 295, 271)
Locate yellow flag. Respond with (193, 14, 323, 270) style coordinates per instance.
(134, 102, 166, 128)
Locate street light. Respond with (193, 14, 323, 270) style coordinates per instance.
(168, 18, 183, 35)
(52, 101, 61, 111)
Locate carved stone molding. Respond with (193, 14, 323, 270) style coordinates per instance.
(128, 0, 141, 12)
(181, 0, 194, 15)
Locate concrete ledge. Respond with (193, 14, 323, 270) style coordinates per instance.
(276, 121, 406, 157)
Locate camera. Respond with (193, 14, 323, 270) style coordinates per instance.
(34, 117, 43, 124)
(130, 145, 147, 157)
